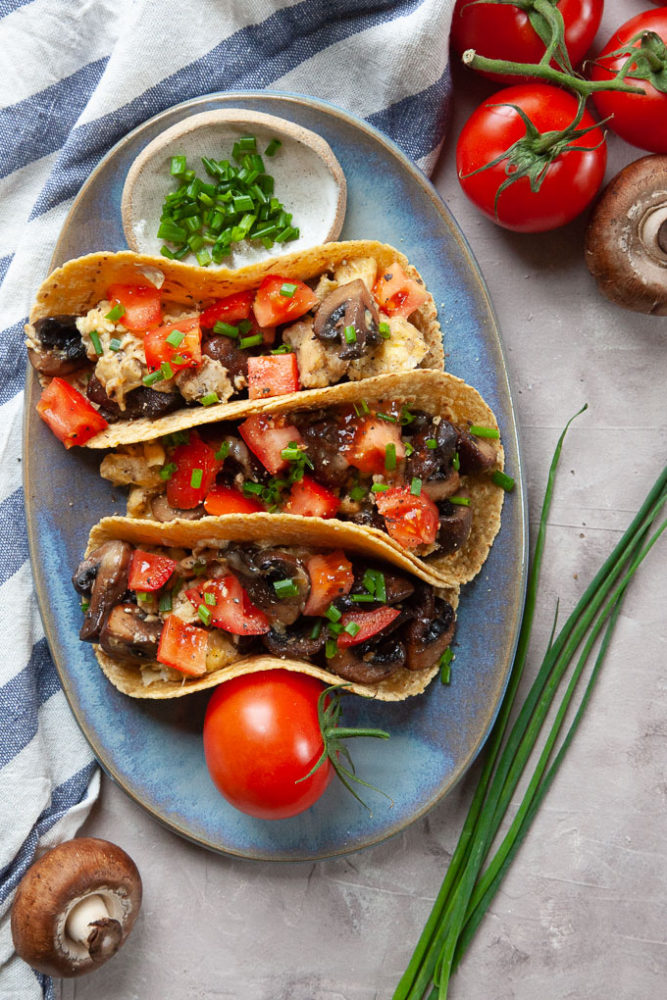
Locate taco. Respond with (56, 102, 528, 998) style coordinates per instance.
(73, 515, 458, 701)
(100, 370, 505, 587)
(27, 240, 442, 449)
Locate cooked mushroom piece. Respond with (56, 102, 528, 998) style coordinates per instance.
(293, 413, 351, 488)
(436, 496, 473, 556)
(584, 154, 667, 315)
(11, 837, 141, 978)
(457, 428, 497, 475)
(328, 637, 406, 684)
(202, 335, 249, 382)
(262, 622, 326, 659)
(27, 315, 88, 377)
(229, 548, 310, 625)
(405, 596, 455, 671)
(313, 279, 380, 358)
(406, 420, 460, 485)
(73, 541, 133, 642)
(99, 605, 162, 662)
(86, 374, 181, 423)
(150, 494, 205, 522)
(338, 567, 415, 610)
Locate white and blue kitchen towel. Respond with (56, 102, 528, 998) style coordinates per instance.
(0, 1, 454, 995)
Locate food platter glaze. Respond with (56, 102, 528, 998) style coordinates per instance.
(24, 91, 527, 861)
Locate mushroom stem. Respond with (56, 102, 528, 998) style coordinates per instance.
(65, 894, 112, 944)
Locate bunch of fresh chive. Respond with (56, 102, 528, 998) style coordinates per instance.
(393, 406, 667, 999)
(157, 135, 299, 266)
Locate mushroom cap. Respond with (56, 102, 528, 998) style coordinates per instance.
(11, 837, 142, 978)
(584, 154, 667, 316)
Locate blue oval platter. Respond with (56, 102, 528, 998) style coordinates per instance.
(24, 92, 527, 862)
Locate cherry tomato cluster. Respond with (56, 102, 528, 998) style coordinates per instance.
(451, 2, 667, 232)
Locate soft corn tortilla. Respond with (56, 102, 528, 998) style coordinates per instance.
(85, 515, 458, 701)
(113, 369, 505, 588)
(29, 241, 443, 448)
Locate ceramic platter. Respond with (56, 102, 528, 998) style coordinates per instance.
(24, 92, 527, 862)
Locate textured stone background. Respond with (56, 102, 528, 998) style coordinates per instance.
(62, 3, 666, 997)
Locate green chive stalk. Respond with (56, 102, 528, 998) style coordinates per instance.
(393, 409, 667, 1000)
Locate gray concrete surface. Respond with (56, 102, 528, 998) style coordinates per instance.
(63, 5, 666, 998)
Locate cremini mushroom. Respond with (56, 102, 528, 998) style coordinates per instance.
(73, 540, 133, 642)
(11, 838, 142, 978)
(313, 279, 380, 358)
(584, 154, 667, 315)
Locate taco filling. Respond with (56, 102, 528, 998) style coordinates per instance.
(29, 253, 432, 448)
(73, 539, 455, 689)
(101, 399, 500, 560)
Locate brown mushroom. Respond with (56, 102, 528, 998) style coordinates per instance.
(72, 541, 133, 641)
(457, 428, 498, 475)
(435, 496, 473, 556)
(228, 548, 310, 625)
(99, 604, 162, 662)
(584, 154, 667, 315)
(404, 595, 456, 671)
(11, 838, 142, 978)
(150, 493, 205, 522)
(313, 279, 380, 358)
(27, 315, 88, 377)
(328, 636, 406, 684)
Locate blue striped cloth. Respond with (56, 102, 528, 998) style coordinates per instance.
(0, 1, 453, 994)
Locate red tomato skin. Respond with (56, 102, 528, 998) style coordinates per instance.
(157, 615, 208, 676)
(187, 575, 270, 635)
(203, 671, 332, 819)
(451, 0, 602, 82)
(204, 485, 265, 515)
(337, 607, 401, 648)
(247, 353, 300, 400)
(106, 284, 162, 331)
(238, 414, 303, 475)
(143, 316, 202, 373)
(253, 276, 319, 327)
(282, 476, 340, 519)
(199, 291, 254, 328)
(590, 10, 667, 153)
(128, 550, 176, 591)
(303, 551, 355, 616)
(36, 378, 108, 448)
(373, 262, 428, 318)
(375, 486, 440, 549)
(456, 84, 606, 232)
(166, 432, 222, 509)
(344, 417, 406, 475)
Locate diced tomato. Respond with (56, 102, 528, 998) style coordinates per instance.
(144, 316, 201, 374)
(344, 417, 405, 475)
(373, 262, 428, 318)
(36, 378, 108, 449)
(166, 432, 223, 509)
(375, 486, 440, 549)
(106, 284, 162, 331)
(247, 354, 300, 401)
(186, 575, 270, 635)
(238, 414, 304, 475)
(128, 550, 176, 592)
(157, 615, 208, 677)
(303, 551, 354, 617)
(253, 275, 318, 328)
(200, 290, 254, 328)
(282, 476, 340, 519)
(337, 607, 402, 648)
(204, 485, 265, 516)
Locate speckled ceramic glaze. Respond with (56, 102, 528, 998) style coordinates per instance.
(24, 92, 527, 862)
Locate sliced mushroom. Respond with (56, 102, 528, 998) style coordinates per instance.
(406, 419, 459, 482)
(11, 837, 141, 977)
(86, 374, 181, 423)
(229, 548, 310, 625)
(313, 279, 380, 359)
(436, 496, 473, 557)
(99, 605, 162, 662)
(73, 541, 132, 642)
(27, 315, 88, 376)
(150, 494, 206, 522)
(337, 567, 415, 610)
(327, 637, 406, 684)
(457, 428, 497, 475)
(202, 335, 249, 382)
(585, 154, 667, 315)
(293, 413, 351, 488)
(405, 596, 455, 671)
(262, 621, 326, 659)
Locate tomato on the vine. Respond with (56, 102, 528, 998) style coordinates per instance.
(203, 671, 332, 819)
(451, 0, 603, 82)
(590, 9, 667, 154)
(456, 84, 607, 232)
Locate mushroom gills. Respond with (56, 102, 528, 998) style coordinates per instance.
(313, 279, 380, 359)
(28, 315, 88, 376)
(74, 541, 133, 642)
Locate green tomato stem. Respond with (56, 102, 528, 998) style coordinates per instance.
(461, 48, 646, 96)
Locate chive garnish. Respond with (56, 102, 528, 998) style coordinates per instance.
(344, 324, 357, 344)
(166, 329, 185, 348)
(493, 470, 516, 491)
(105, 303, 125, 322)
(109, 337, 122, 352)
(452, 451, 461, 470)
(80, 600, 90, 613)
(371, 483, 389, 493)
(325, 605, 342, 623)
(325, 639, 337, 659)
(136, 591, 151, 603)
(449, 495, 471, 506)
(215, 442, 230, 461)
(143, 370, 164, 387)
(89, 330, 103, 355)
(243, 481, 263, 496)
(327, 621, 343, 636)
(158, 591, 172, 613)
(400, 407, 415, 425)
(378, 322, 391, 339)
(239, 333, 263, 349)
(198, 605, 212, 626)
(280, 283, 297, 297)
(271, 345, 292, 355)
(214, 321, 239, 338)
(170, 155, 187, 176)
(470, 424, 500, 439)
(404, 441, 414, 456)
(170, 354, 187, 366)
(190, 468, 203, 489)
(160, 361, 174, 381)
(265, 138, 281, 156)
(439, 648, 453, 684)
(273, 578, 299, 598)
(204, 591, 217, 606)
(426, 438, 437, 449)
(350, 594, 375, 603)
(200, 392, 219, 407)
(385, 443, 397, 471)
(311, 620, 322, 640)
(159, 463, 177, 481)
(349, 485, 366, 501)
(376, 412, 398, 423)
(410, 477, 422, 496)
(344, 622, 361, 637)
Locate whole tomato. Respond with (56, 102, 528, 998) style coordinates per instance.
(203, 670, 332, 819)
(451, 0, 603, 81)
(590, 8, 667, 153)
(456, 84, 607, 232)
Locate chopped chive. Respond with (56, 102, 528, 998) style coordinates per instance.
(136, 591, 151, 603)
(426, 438, 438, 449)
(166, 329, 185, 348)
(350, 594, 375, 603)
(204, 591, 217, 606)
(385, 443, 397, 471)
(439, 647, 453, 684)
(213, 321, 239, 338)
(233, 194, 254, 212)
(452, 451, 460, 471)
(400, 407, 416, 426)
(470, 424, 500, 439)
(159, 463, 177, 481)
(280, 283, 297, 297)
(327, 621, 343, 636)
(158, 591, 172, 613)
(344, 325, 357, 344)
(170, 155, 187, 176)
(109, 337, 122, 352)
(410, 477, 423, 496)
(200, 392, 219, 407)
(105, 303, 125, 322)
(89, 330, 103, 355)
(190, 468, 203, 489)
(271, 345, 292, 355)
(237, 319, 253, 335)
(311, 620, 322, 640)
(239, 333, 263, 349)
(265, 138, 281, 156)
(273, 578, 299, 598)
(170, 354, 187, 366)
(280, 443, 302, 462)
(238, 136, 256, 152)
(160, 361, 174, 381)
(325, 638, 337, 659)
(143, 370, 164, 387)
(378, 321, 391, 339)
(377, 412, 398, 423)
(349, 485, 366, 501)
(344, 622, 361, 638)
(374, 573, 387, 603)
(325, 605, 342, 623)
(243, 481, 263, 496)
(449, 495, 471, 506)
(198, 605, 212, 626)
(80, 600, 90, 613)
(493, 470, 516, 492)
(215, 441, 230, 461)
(371, 482, 389, 493)
(404, 441, 414, 457)
(362, 569, 377, 595)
